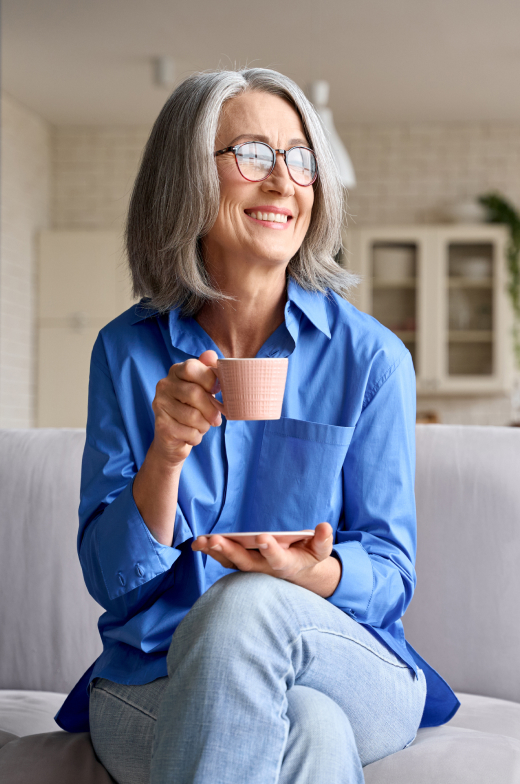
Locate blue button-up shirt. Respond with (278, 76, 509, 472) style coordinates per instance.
(56, 277, 459, 732)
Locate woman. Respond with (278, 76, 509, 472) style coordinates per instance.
(56, 68, 459, 783)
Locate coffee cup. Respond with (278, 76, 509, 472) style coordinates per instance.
(211, 358, 288, 421)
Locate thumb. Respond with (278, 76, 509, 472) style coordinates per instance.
(311, 523, 334, 561)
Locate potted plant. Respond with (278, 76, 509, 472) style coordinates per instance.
(478, 193, 520, 425)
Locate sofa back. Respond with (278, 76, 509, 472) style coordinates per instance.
(0, 429, 101, 693)
(1, 425, 519, 700)
(406, 424, 520, 703)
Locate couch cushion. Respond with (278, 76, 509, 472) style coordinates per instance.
(0, 730, 18, 750)
(0, 691, 66, 736)
(0, 732, 115, 784)
(449, 692, 520, 742)
(364, 725, 520, 783)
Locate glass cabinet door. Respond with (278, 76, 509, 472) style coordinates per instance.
(370, 242, 419, 371)
(445, 242, 494, 377)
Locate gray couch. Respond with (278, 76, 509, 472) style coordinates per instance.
(0, 425, 520, 783)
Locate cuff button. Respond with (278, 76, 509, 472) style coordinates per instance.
(118, 572, 126, 586)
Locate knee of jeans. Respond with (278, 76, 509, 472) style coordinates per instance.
(174, 571, 289, 644)
(199, 571, 284, 616)
(286, 686, 356, 752)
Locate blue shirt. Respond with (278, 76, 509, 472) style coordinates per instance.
(56, 277, 459, 732)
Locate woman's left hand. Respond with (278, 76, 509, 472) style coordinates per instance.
(192, 523, 341, 597)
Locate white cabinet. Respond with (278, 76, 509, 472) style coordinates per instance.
(346, 225, 512, 395)
(37, 231, 137, 427)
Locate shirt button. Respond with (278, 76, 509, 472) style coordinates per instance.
(136, 564, 144, 577)
(118, 572, 125, 586)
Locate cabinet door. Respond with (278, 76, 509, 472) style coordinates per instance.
(345, 227, 432, 384)
(434, 226, 510, 394)
(37, 231, 137, 427)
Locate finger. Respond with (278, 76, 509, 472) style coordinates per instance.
(207, 536, 267, 573)
(198, 351, 221, 395)
(308, 523, 334, 561)
(163, 376, 221, 427)
(175, 356, 218, 394)
(192, 537, 236, 569)
(159, 396, 214, 434)
(255, 535, 289, 571)
(154, 408, 204, 447)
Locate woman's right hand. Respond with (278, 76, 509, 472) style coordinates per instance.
(151, 349, 222, 468)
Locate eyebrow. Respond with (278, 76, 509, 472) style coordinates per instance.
(228, 133, 310, 148)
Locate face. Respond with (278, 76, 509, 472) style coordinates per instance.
(203, 90, 315, 275)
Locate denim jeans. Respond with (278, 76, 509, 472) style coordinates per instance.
(90, 572, 426, 784)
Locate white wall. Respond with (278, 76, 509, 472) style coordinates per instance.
(52, 126, 149, 229)
(0, 93, 51, 427)
(339, 122, 520, 227)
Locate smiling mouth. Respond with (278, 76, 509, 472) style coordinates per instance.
(244, 210, 291, 224)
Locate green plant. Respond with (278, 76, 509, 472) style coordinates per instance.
(478, 193, 520, 369)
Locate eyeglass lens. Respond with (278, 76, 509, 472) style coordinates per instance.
(235, 142, 316, 186)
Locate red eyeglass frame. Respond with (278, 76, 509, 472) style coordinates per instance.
(214, 141, 318, 187)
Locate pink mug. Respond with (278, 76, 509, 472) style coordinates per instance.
(211, 358, 288, 421)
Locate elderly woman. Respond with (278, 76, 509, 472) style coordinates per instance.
(56, 69, 459, 784)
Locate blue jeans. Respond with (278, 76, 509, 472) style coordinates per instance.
(90, 572, 426, 784)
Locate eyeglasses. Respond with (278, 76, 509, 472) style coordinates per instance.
(214, 141, 318, 187)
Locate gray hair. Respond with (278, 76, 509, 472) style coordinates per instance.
(126, 68, 357, 317)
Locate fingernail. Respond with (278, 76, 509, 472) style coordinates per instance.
(210, 544, 222, 552)
(258, 543, 268, 550)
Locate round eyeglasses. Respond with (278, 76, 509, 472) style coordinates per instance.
(214, 141, 318, 187)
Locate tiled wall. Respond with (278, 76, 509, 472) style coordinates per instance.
(0, 94, 51, 427)
(339, 123, 520, 228)
(52, 127, 149, 230)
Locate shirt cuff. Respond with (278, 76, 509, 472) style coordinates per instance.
(96, 480, 193, 600)
(327, 542, 374, 620)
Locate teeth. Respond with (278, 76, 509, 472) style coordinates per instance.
(247, 211, 288, 223)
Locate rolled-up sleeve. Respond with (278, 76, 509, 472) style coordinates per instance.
(78, 333, 193, 614)
(328, 350, 417, 629)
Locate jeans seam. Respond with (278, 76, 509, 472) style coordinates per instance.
(294, 626, 409, 669)
(93, 683, 158, 721)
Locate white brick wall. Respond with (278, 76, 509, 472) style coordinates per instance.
(0, 93, 51, 427)
(52, 127, 150, 229)
(338, 123, 520, 227)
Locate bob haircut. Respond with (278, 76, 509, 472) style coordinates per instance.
(126, 68, 357, 317)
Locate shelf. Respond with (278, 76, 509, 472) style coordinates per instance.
(393, 330, 417, 341)
(372, 278, 417, 289)
(448, 331, 493, 342)
(447, 278, 493, 289)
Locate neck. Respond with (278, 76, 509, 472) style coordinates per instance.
(196, 265, 288, 358)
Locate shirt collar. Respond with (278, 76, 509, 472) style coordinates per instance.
(286, 277, 331, 339)
(129, 277, 331, 344)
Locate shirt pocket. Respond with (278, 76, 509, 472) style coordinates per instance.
(249, 418, 355, 530)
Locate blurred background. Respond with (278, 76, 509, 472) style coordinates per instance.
(2, 0, 520, 429)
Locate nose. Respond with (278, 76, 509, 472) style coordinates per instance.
(260, 152, 295, 198)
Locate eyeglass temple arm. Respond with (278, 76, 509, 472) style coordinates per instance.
(214, 147, 236, 157)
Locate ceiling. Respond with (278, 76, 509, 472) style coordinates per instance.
(3, 0, 520, 126)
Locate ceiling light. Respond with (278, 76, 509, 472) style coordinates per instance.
(309, 80, 356, 189)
